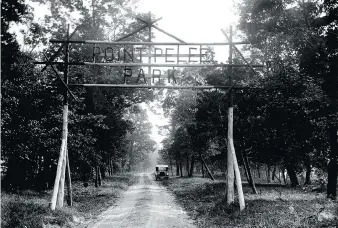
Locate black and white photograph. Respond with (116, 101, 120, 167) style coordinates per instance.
(1, 0, 338, 227)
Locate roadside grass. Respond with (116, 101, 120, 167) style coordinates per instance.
(162, 177, 338, 228)
(1, 174, 138, 228)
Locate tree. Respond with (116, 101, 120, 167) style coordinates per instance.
(123, 105, 156, 171)
(1, 0, 156, 198)
(236, 0, 336, 192)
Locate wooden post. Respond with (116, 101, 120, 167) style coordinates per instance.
(202, 158, 215, 181)
(50, 24, 70, 210)
(227, 26, 235, 205)
(148, 11, 152, 85)
(227, 128, 235, 204)
(228, 108, 245, 210)
(201, 156, 215, 181)
(243, 150, 258, 194)
(240, 151, 250, 183)
(65, 149, 73, 206)
(57, 143, 67, 208)
(226, 26, 245, 210)
(50, 136, 67, 210)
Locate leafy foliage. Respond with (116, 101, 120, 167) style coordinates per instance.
(1, 0, 156, 190)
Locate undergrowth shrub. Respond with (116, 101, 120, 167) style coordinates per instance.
(1, 200, 71, 228)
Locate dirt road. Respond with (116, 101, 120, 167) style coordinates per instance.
(88, 173, 196, 228)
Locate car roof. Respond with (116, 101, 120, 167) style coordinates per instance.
(156, 165, 168, 167)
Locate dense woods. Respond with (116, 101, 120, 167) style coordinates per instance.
(158, 0, 337, 199)
(1, 0, 156, 192)
(1, 0, 337, 211)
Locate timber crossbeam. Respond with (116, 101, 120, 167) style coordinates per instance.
(34, 62, 264, 68)
(49, 40, 251, 46)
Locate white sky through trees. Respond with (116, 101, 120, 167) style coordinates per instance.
(137, 0, 237, 43)
(137, 0, 238, 62)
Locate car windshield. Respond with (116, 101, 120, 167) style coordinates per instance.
(156, 166, 168, 171)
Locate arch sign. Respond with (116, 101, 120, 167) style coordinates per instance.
(36, 13, 264, 89)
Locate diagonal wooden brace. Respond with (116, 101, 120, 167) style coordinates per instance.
(221, 29, 257, 76)
(135, 17, 186, 43)
(152, 25, 186, 43)
(44, 54, 77, 101)
(135, 16, 162, 26)
(115, 17, 162, 42)
(41, 25, 80, 73)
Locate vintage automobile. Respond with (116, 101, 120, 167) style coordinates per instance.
(154, 164, 169, 180)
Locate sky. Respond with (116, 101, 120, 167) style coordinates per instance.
(136, 0, 239, 63)
(136, 0, 238, 42)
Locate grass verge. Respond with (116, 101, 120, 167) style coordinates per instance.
(162, 177, 338, 228)
(1, 174, 138, 228)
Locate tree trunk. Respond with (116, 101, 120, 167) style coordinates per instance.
(169, 156, 173, 176)
(282, 168, 287, 185)
(285, 163, 299, 187)
(326, 57, 338, 200)
(272, 165, 277, 181)
(180, 161, 183, 177)
(304, 160, 312, 185)
(257, 165, 261, 179)
(107, 162, 111, 176)
(176, 162, 180, 176)
(100, 166, 106, 179)
(278, 167, 281, 183)
(107, 156, 111, 176)
(186, 156, 190, 176)
(189, 155, 195, 177)
(267, 165, 271, 183)
(35, 153, 43, 191)
(42, 151, 51, 190)
(98, 166, 102, 186)
(44, 150, 53, 190)
(95, 166, 98, 187)
(327, 126, 338, 199)
(121, 158, 124, 173)
(201, 159, 205, 178)
(110, 159, 114, 176)
(82, 162, 91, 183)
